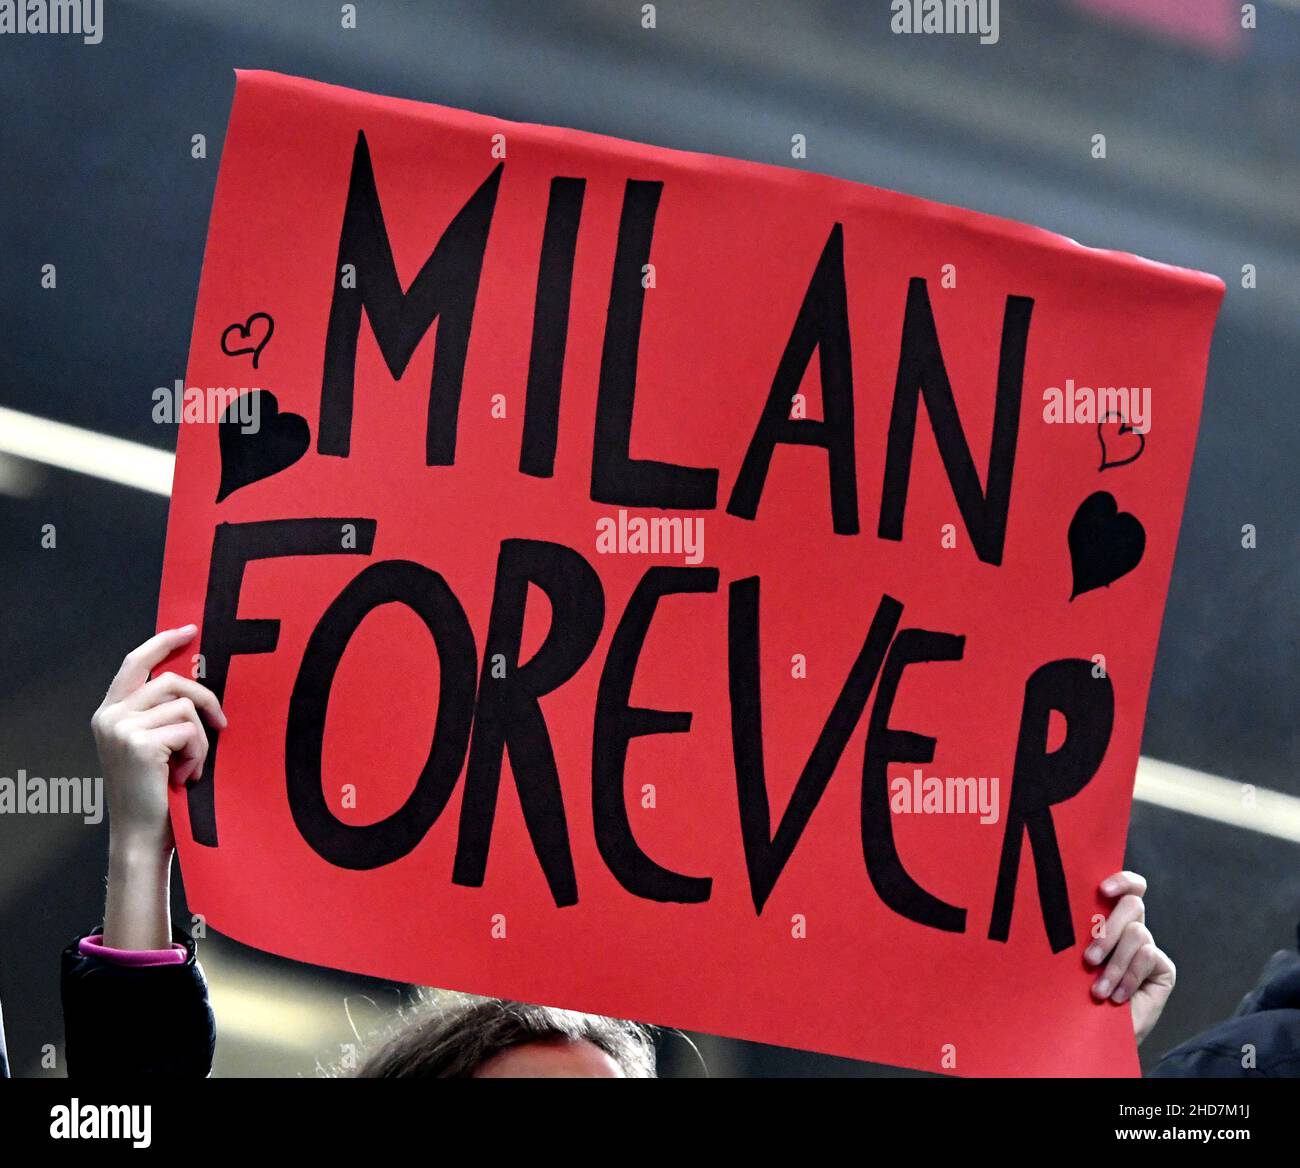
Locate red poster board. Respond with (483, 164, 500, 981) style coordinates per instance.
(158, 71, 1222, 1076)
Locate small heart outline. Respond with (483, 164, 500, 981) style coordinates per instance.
(1097, 411, 1146, 471)
(221, 312, 275, 370)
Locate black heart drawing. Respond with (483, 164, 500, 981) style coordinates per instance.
(220, 312, 275, 369)
(1097, 412, 1146, 471)
(1068, 491, 1146, 600)
(216, 390, 309, 502)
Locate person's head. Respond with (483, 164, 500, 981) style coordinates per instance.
(354, 993, 657, 1078)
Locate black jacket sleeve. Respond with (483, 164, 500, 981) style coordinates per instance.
(1150, 946, 1300, 1078)
(61, 929, 216, 1077)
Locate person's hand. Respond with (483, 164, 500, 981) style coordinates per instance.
(92, 625, 225, 949)
(1085, 870, 1176, 1044)
(93, 624, 226, 853)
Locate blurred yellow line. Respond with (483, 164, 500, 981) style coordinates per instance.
(200, 944, 353, 1052)
(207, 979, 340, 1051)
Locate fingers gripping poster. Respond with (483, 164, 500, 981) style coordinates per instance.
(158, 71, 1222, 1077)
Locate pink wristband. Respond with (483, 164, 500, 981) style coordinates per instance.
(79, 933, 187, 967)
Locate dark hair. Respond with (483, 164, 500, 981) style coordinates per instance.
(353, 992, 657, 1078)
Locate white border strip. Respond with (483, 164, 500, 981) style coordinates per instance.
(0, 406, 174, 497)
(1135, 756, 1300, 844)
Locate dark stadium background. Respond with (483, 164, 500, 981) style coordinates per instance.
(1, 0, 1296, 1076)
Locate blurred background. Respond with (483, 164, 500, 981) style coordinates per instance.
(0, 0, 1296, 1077)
